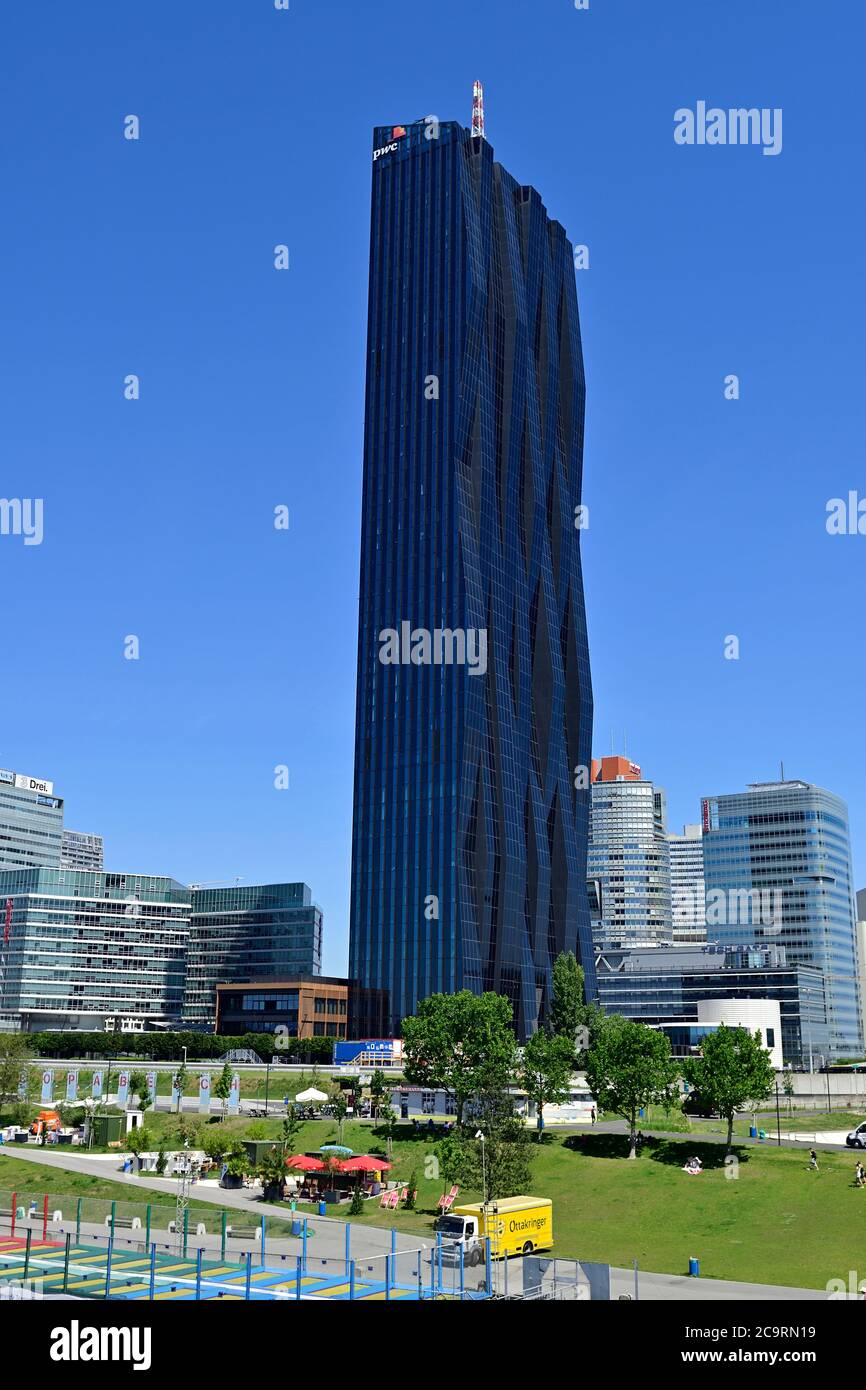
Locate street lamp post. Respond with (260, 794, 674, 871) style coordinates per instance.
(475, 1130, 487, 1206)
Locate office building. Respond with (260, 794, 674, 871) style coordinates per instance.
(856, 888, 866, 1054)
(214, 976, 389, 1041)
(349, 103, 595, 1039)
(588, 757, 672, 949)
(0, 868, 190, 1031)
(183, 882, 323, 1028)
(596, 942, 828, 1068)
(668, 822, 706, 945)
(702, 780, 862, 1059)
(0, 766, 63, 870)
(61, 830, 104, 872)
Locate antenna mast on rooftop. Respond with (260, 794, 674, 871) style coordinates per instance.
(472, 80, 486, 139)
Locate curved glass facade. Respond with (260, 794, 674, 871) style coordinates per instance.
(349, 119, 594, 1038)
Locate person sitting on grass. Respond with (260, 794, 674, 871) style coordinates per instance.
(683, 1155, 703, 1176)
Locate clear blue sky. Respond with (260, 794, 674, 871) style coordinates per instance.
(1, 0, 864, 974)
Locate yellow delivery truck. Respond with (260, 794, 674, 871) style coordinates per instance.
(434, 1196, 553, 1263)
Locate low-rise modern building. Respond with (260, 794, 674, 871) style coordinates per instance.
(596, 942, 829, 1068)
(0, 766, 64, 870)
(183, 882, 323, 1028)
(0, 868, 191, 1030)
(60, 830, 104, 872)
(214, 977, 389, 1040)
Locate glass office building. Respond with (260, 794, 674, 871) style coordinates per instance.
(596, 942, 829, 1068)
(349, 116, 594, 1039)
(668, 823, 706, 945)
(702, 781, 862, 1058)
(588, 769, 672, 950)
(0, 868, 190, 1030)
(60, 829, 104, 872)
(0, 767, 64, 869)
(182, 882, 323, 1028)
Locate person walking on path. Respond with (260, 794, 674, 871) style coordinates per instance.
(808, 1149, 819, 1172)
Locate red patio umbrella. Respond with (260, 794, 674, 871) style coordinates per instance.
(339, 1156, 393, 1173)
(284, 1154, 326, 1171)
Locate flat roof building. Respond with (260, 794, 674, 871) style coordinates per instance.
(60, 830, 104, 872)
(183, 882, 323, 1029)
(702, 780, 862, 1059)
(596, 941, 829, 1069)
(214, 977, 388, 1041)
(0, 867, 190, 1031)
(0, 766, 63, 870)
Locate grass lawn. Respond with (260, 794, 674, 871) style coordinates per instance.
(4, 1115, 864, 1289)
(287, 1122, 866, 1290)
(0, 1152, 190, 1214)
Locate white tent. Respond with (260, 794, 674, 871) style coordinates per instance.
(294, 1087, 328, 1103)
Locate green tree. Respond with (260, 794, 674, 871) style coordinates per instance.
(550, 952, 584, 1042)
(280, 1108, 303, 1154)
(369, 1069, 389, 1118)
(331, 1091, 349, 1144)
(213, 1062, 235, 1120)
(376, 1105, 398, 1159)
(128, 1070, 152, 1115)
(257, 1145, 288, 1199)
(402, 991, 518, 1125)
(520, 1030, 575, 1139)
(349, 1185, 365, 1216)
(125, 1126, 151, 1172)
(683, 1024, 775, 1153)
(782, 1070, 795, 1118)
(439, 1095, 534, 1200)
(584, 1018, 679, 1158)
(0, 1035, 33, 1106)
(173, 1063, 190, 1115)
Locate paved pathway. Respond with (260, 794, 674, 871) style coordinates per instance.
(0, 1145, 425, 1261)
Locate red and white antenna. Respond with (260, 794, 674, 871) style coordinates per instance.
(471, 80, 485, 139)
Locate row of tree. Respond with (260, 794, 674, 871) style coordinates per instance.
(23, 1031, 336, 1063)
(399, 952, 776, 1195)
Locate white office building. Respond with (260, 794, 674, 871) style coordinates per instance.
(668, 823, 706, 945)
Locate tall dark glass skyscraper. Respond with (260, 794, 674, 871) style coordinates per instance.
(349, 115, 594, 1039)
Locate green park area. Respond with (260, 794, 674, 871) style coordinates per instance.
(3, 1113, 865, 1290)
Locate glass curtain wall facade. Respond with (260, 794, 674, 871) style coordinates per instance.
(702, 781, 862, 1058)
(183, 882, 323, 1028)
(596, 943, 829, 1067)
(588, 780, 672, 949)
(668, 823, 706, 945)
(349, 118, 594, 1039)
(0, 868, 190, 1030)
(0, 772, 63, 869)
(60, 830, 104, 872)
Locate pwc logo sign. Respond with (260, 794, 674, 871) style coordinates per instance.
(373, 127, 406, 162)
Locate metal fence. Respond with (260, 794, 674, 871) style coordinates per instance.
(0, 1189, 494, 1301)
